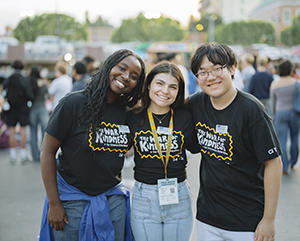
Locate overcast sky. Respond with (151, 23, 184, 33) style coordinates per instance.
(0, 0, 201, 35)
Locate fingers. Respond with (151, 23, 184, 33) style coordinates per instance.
(49, 220, 66, 231)
(64, 214, 69, 225)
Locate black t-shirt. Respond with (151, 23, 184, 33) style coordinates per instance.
(45, 90, 130, 196)
(187, 90, 282, 232)
(126, 108, 199, 185)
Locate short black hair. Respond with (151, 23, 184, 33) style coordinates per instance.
(11, 60, 24, 70)
(190, 43, 237, 79)
(83, 56, 94, 63)
(74, 61, 87, 75)
(278, 60, 293, 77)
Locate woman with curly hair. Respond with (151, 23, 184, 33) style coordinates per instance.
(39, 49, 146, 241)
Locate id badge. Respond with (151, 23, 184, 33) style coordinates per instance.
(157, 126, 172, 135)
(157, 178, 179, 206)
(118, 125, 130, 133)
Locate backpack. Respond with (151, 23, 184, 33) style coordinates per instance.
(5, 73, 29, 108)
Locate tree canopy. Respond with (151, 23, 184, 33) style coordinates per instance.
(280, 15, 300, 46)
(188, 13, 223, 32)
(13, 13, 88, 43)
(214, 20, 276, 46)
(110, 13, 186, 43)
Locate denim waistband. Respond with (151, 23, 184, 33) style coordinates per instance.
(134, 179, 187, 192)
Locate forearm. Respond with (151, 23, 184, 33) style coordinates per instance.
(40, 133, 62, 206)
(263, 156, 282, 220)
(40, 151, 60, 205)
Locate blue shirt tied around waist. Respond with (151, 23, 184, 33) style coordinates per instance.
(39, 171, 133, 241)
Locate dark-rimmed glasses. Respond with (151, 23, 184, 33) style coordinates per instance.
(195, 64, 227, 80)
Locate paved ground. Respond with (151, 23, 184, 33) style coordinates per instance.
(0, 149, 299, 241)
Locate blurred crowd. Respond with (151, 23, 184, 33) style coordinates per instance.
(0, 55, 96, 164)
(0, 48, 299, 174)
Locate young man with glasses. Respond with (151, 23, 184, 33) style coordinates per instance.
(187, 43, 283, 241)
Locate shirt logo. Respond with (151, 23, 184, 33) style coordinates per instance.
(196, 122, 233, 162)
(134, 130, 184, 159)
(88, 122, 129, 152)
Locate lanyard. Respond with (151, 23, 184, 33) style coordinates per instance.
(147, 107, 173, 179)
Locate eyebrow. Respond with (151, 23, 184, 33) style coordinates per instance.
(155, 78, 178, 87)
(199, 64, 222, 70)
(119, 62, 140, 76)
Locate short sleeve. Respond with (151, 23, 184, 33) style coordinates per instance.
(45, 98, 73, 143)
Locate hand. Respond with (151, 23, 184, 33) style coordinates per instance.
(48, 202, 68, 231)
(254, 217, 275, 241)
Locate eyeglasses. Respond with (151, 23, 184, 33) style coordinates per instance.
(195, 64, 227, 80)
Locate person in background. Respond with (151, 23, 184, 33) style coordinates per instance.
(48, 61, 72, 114)
(39, 49, 146, 241)
(270, 60, 300, 175)
(27, 65, 49, 162)
(249, 55, 274, 116)
(188, 67, 201, 94)
(3, 60, 33, 164)
(233, 64, 244, 90)
(127, 61, 198, 241)
(188, 43, 282, 241)
(165, 53, 190, 97)
(71, 61, 89, 92)
(83, 55, 95, 78)
(241, 53, 256, 92)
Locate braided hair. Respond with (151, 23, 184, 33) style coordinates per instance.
(80, 49, 146, 128)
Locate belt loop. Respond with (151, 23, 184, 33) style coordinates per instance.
(136, 181, 142, 192)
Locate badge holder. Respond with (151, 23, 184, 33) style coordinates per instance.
(158, 178, 179, 206)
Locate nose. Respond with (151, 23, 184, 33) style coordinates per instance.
(206, 71, 216, 81)
(161, 85, 169, 94)
(122, 71, 130, 81)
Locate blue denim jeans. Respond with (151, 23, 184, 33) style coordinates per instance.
(131, 180, 194, 241)
(52, 195, 126, 241)
(274, 110, 300, 172)
(29, 107, 48, 161)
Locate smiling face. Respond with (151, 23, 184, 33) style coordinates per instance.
(197, 55, 236, 101)
(148, 73, 179, 114)
(107, 55, 142, 103)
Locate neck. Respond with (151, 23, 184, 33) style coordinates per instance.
(106, 89, 117, 104)
(149, 103, 171, 115)
(210, 87, 237, 110)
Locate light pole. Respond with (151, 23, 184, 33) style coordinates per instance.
(206, 14, 217, 43)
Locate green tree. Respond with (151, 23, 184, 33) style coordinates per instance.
(13, 13, 88, 43)
(110, 13, 186, 43)
(214, 20, 276, 46)
(280, 15, 300, 46)
(188, 13, 222, 32)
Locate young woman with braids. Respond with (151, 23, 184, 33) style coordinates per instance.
(39, 49, 146, 241)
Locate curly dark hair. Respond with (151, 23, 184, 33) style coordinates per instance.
(80, 49, 146, 128)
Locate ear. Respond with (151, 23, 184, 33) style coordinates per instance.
(229, 65, 236, 76)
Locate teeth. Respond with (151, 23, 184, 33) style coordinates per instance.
(116, 80, 125, 88)
(210, 83, 220, 87)
(158, 95, 168, 100)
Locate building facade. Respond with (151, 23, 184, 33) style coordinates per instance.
(199, 0, 261, 23)
(249, 0, 300, 42)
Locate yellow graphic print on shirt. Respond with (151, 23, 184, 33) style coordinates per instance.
(134, 130, 184, 159)
(196, 122, 233, 162)
(88, 122, 128, 152)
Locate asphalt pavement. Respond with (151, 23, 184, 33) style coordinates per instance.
(0, 149, 299, 241)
